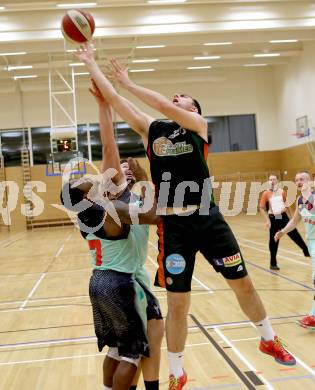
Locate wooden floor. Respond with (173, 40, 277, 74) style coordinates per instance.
(0, 214, 315, 390)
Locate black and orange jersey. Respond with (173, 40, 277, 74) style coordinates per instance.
(147, 120, 214, 207)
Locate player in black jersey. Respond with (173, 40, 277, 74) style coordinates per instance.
(75, 44, 296, 390)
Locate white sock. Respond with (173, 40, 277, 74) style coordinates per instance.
(104, 386, 112, 390)
(168, 351, 184, 378)
(254, 317, 275, 341)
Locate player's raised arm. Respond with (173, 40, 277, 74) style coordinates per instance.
(75, 44, 154, 144)
(90, 80, 124, 186)
(110, 59, 208, 139)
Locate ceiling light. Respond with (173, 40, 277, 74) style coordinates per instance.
(244, 64, 268, 67)
(0, 52, 26, 56)
(57, 3, 97, 8)
(13, 75, 38, 80)
(69, 62, 85, 66)
(7, 65, 33, 71)
(187, 66, 211, 70)
(132, 59, 159, 63)
(193, 56, 221, 60)
(270, 39, 298, 43)
(74, 72, 90, 76)
(136, 45, 166, 49)
(129, 69, 155, 73)
(204, 42, 232, 46)
(147, 0, 186, 4)
(254, 53, 280, 57)
(67, 48, 96, 52)
(0, 6, 6, 10)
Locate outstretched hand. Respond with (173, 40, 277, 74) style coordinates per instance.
(128, 157, 148, 182)
(74, 42, 95, 64)
(109, 59, 132, 88)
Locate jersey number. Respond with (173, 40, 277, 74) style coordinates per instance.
(88, 240, 102, 266)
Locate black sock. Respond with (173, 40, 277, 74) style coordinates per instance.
(144, 380, 159, 390)
(129, 386, 137, 390)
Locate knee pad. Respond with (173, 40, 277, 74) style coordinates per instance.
(121, 356, 141, 367)
(107, 347, 121, 361)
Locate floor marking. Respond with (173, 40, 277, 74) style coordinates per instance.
(190, 314, 256, 390)
(19, 273, 46, 310)
(18, 232, 72, 310)
(238, 237, 310, 261)
(238, 238, 311, 268)
(238, 243, 314, 290)
(2, 232, 26, 248)
(148, 241, 214, 293)
(214, 327, 274, 389)
(0, 341, 210, 365)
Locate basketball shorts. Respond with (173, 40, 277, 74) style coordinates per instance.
(137, 279, 163, 321)
(89, 269, 149, 359)
(154, 205, 248, 292)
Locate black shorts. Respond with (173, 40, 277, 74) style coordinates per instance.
(89, 269, 149, 359)
(137, 280, 163, 321)
(154, 206, 248, 292)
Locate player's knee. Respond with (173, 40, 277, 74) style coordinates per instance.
(230, 275, 255, 296)
(148, 319, 164, 347)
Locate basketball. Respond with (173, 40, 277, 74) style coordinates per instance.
(61, 9, 95, 44)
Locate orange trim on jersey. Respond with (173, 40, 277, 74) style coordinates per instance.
(259, 189, 287, 209)
(156, 219, 166, 288)
(204, 143, 208, 160)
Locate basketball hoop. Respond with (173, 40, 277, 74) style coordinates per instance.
(293, 115, 315, 163)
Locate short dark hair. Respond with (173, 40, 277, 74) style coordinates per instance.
(120, 158, 128, 164)
(60, 180, 85, 210)
(192, 98, 202, 115)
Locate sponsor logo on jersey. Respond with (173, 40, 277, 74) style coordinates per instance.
(213, 258, 224, 267)
(237, 265, 243, 272)
(165, 253, 186, 274)
(166, 277, 173, 285)
(222, 252, 242, 267)
(168, 127, 187, 139)
(153, 137, 193, 157)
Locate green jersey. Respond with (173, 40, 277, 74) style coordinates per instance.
(86, 224, 150, 274)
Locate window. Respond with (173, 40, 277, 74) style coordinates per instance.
(0, 129, 28, 167)
(206, 114, 257, 152)
(77, 124, 89, 159)
(31, 127, 51, 164)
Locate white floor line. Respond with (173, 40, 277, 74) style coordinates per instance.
(18, 233, 72, 310)
(0, 294, 90, 307)
(214, 327, 275, 390)
(238, 240, 312, 268)
(238, 237, 310, 261)
(2, 232, 27, 248)
(0, 341, 211, 366)
(148, 240, 214, 293)
(19, 274, 46, 310)
(0, 304, 82, 314)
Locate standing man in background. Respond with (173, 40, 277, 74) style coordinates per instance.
(260, 174, 309, 270)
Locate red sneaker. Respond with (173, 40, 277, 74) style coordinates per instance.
(298, 315, 315, 330)
(259, 336, 296, 365)
(169, 370, 187, 390)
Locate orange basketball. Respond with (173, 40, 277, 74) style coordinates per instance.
(61, 9, 95, 44)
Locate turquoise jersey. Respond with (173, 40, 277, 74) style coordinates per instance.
(298, 194, 315, 240)
(86, 224, 149, 274)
